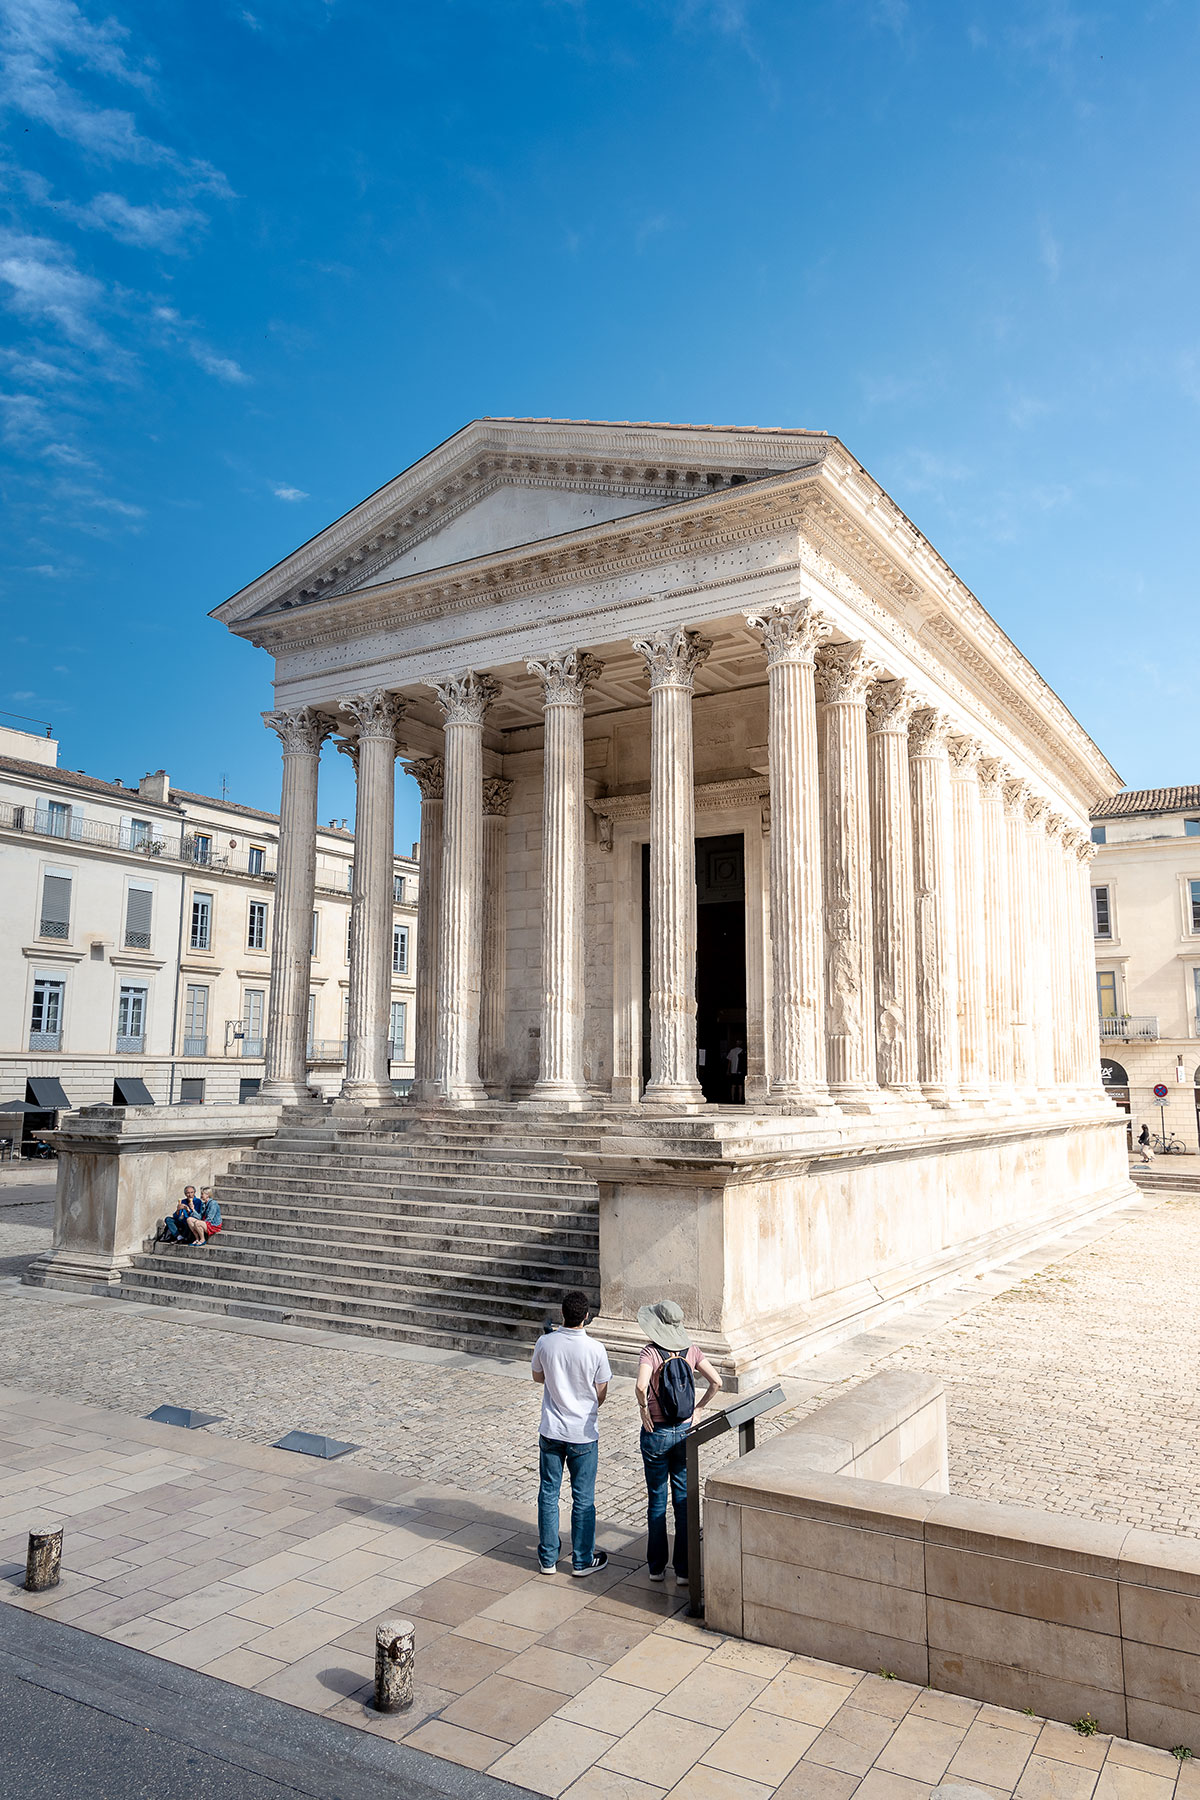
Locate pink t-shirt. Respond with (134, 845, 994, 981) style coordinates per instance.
(639, 1344, 702, 1426)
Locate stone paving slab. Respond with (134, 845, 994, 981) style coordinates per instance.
(0, 1388, 1195, 1800)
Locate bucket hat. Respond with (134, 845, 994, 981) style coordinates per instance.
(637, 1299, 691, 1352)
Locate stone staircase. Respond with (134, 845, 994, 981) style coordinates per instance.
(117, 1105, 603, 1358)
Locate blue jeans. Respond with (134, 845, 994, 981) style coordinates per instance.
(538, 1436, 598, 1571)
(640, 1422, 691, 1576)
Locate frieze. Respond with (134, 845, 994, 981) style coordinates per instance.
(589, 776, 770, 825)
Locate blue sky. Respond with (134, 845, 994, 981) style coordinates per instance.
(1, 0, 1197, 849)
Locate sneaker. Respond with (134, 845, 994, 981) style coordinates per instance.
(571, 1551, 609, 1579)
(538, 1562, 558, 1576)
(648, 1569, 665, 1582)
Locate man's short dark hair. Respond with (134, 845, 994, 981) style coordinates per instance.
(562, 1290, 590, 1328)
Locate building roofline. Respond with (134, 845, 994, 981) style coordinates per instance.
(1092, 785, 1200, 820)
(0, 756, 182, 810)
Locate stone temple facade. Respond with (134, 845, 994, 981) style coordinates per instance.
(206, 417, 1134, 1381)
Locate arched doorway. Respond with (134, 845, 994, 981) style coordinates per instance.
(1101, 1057, 1132, 1150)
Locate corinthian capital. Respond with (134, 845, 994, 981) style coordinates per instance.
(527, 649, 604, 706)
(947, 735, 984, 777)
(427, 670, 499, 726)
(263, 706, 335, 756)
(406, 757, 444, 802)
(482, 778, 514, 816)
(908, 707, 951, 756)
(976, 757, 1008, 801)
(631, 626, 712, 690)
(744, 599, 832, 669)
(865, 678, 918, 735)
(814, 641, 880, 706)
(1024, 792, 1049, 827)
(1003, 777, 1030, 817)
(337, 689, 408, 742)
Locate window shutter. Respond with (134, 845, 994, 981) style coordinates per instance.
(40, 873, 72, 936)
(125, 885, 153, 948)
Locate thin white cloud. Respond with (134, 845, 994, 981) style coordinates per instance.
(0, 228, 111, 349)
(1039, 218, 1061, 282)
(70, 191, 203, 251)
(272, 484, 309, 502)
(188, 343, 248, 384)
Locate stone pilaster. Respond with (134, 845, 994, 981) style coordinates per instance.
(427, 671, 498, 1105)
(909, 708, 959, 1104)
(744, 601, 833, 1108)
(337, 690, 406, 1105)
(977, 759, 1014, 1091)
(481, 777, 513, 1096)
(526, 651, 603, 1105)
(865, 679, 920, 1095)
(406, 758, 443, 1101)
(947, 737, 989, 1099)
(815, 641, 880, 1106)
(1045, 815, 1071, 1086)
(1003, 780, 1036, 1092)
(261, 707, 334, 1103)
(1023, 794, 1054, 1092)
(1073, 837, 1103, 1090)
(632, 626, 711, 1106)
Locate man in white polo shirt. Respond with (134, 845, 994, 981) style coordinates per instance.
(531, 1289, 611, 1577)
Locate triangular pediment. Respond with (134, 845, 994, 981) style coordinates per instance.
(214, 417, 831, 624)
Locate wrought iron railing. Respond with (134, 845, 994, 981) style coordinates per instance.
(306, 1039, 348, 1061)
(29, 1031, 62, 1051)
(124, 931, 151, 950)
(115, 1034, 145, 1053)
(0, 806, 277, 879)
(38, 919, 68, 939)
(182, 1035, 208, 1056)
(240, 1037, 265, 1058)
(1099, 1016, 1159, 1041)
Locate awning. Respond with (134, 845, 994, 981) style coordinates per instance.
(113, 1077, 155, 1106)
(26, 1077, 71, 1110)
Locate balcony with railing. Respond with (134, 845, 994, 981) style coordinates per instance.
(239, 1037, 265, 1058)
(0, 804, 276, 880)
(115, 1033, 145, 1053)
(29, 1031, 62, 1051)
(1099, 1016, 1160, 1041)
(306, 1038, 348, 1061)
(182, 1036, 208, 1056)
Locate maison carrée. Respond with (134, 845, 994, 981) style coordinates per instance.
(39, 418, 1136, 1382)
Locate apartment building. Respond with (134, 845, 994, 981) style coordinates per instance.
(1090, 785, 1200, 1151)
(0, 720, 418, 1146)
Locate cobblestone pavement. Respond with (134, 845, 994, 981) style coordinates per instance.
(0, 1169, 54, 1281)
(1, 1184, 1198, 1536)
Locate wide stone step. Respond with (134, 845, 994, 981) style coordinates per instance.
(117, 1275, 542, 1358)
(242, 1152, 595, 1187)
(195, 1225, 598, 1278)
(213, 1205, 599, 1251)
(123, 1255, 590, 1323)
(222, 1167, 596, 1202)
(218, 1185, 598, 1227)
(138, 1235, 594, 1290)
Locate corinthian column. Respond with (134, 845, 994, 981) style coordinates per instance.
(744, 600, 832, 1109)
(1024, 795, 1053, 1091)
(865, 679, 920, 1095)
(406, 758, 443, 1101)
(1073, 837, 1102, 1090)
(977, 759, 1014, 1092)
(261, 707, 334, 1103)
(527, 650, 603, 1105)
(337, 690, 406, 1104)
(427, 671, 497, 1105)
(909, 708, 959, 1104)
(948, 738, 989, 1099)
(1004, 780, 1035, 1091)
(632, 626, 712, 1106)
(1045, 815, 1071, 1085)
(481, 777, 513, 1095)
(815, 641, 880, 1106)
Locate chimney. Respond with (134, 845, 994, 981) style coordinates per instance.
(139, 769, 170, 804)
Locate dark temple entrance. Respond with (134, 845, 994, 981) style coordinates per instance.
(641, 832, 747, 1103)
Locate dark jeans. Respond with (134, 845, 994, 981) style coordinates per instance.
(538, 1435, 598, 1571)
(640, 1421, 691, 1576)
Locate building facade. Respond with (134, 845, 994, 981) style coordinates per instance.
(1090, 786, 1200, 1152)
(199, 416, 1135, 1378)
(0, 721, 418, 1138)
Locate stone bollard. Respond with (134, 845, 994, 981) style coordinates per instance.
(25, 1526, 64, 1592)
(373, 1618, 415, 1713)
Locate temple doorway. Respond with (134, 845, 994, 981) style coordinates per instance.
(640, 832, 747, 1103)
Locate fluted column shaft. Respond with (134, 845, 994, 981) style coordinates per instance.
(1075, 840, 1102, 1089)
(407, 759, 443, 1101)
(978, 760, 1014, 1090)
(909, 710, 959, 1103)
(1045, 817, 1071, 1086)
(481, 779, 513, 1095)
(428, 672, 497, 1105)
(1004, 782, 1035, 1091)
(866, 681, 919, 1093)
(948, 739, 989, 1098)
(261, 708, 333, 1103)
(745, 602, 832, 1107)
(633, 628, 711, 1106)
(527, 652, 602, 1104)
(816, 642, 880, 1103)
(339, 691, 405, 1104)
(1025, 799, 1054, 1091)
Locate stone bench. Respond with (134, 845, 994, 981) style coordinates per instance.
(706, 1369, 1200, 1752)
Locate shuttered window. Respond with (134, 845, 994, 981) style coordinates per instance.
(190, 893, 212, 951)
(39, 872, 72, 939)
(124, 884, 153, 949)
(1092, 886, 1112, 938)
(247, 900, 267, 950)
(393, 925, 408, 975)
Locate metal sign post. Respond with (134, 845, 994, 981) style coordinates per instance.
(1153, 1081, 1169, 1144)
(684, 1384, 785, 1617)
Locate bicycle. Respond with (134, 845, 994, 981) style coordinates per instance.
(1151, 1131, 1187, 1155)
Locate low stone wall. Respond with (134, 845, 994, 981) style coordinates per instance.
(706, 1371, 1200, 1751)
(25, 1102, 282, 1293)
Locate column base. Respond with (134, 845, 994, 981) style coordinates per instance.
(640, 1080, 707, 1109)
(767, 1084, 836, 1114)
(525, 1083, 596, 1110)
(339, 1080, 396, 1106)
(260, 1078, 318, 1106)
(441, 1083, 489, 1107)
(828, 1084, 886, 1114)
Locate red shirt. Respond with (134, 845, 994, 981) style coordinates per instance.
(639, 1344, 702, 1426)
